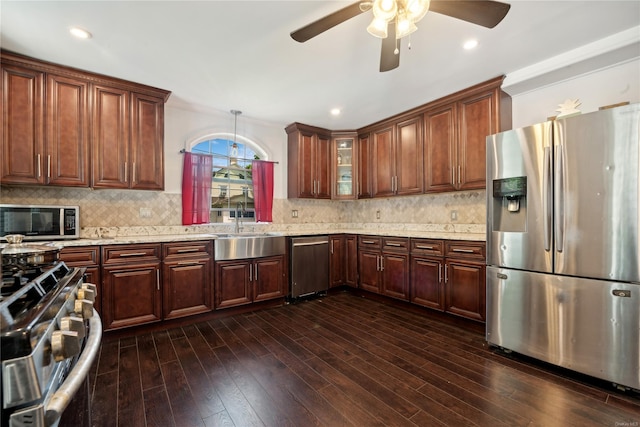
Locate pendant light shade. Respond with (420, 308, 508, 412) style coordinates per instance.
(372, 0, 398, 22)
(367, 17, 389, 38)
(367, 0, 431, 40)
(406, 0, 430, 22)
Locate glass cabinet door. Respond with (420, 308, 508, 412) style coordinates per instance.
(334, 137, 355, 199)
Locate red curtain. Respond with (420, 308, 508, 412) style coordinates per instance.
(182, 152, 213, 225)
(252, 160, 274, 223)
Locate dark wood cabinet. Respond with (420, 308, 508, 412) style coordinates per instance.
(286, 123, 331, 199)
(332, 134, 357, 200)
(370, 115, 423, 198)
(424, 77, 511, 192)
(60, 246, 102, 314)
(1, 64, 44, 185)
(358, 236, 409, 300)
(357, 133, 372, 198)
(215, 255, 285, 309)
(162, 241, 213, 320)
(101, 244, 162, 330)
(46, 73, 90, 186)
(345, 234, 358, 287)
(329, 235, 345, 288)
(1, 51, 170, 190)
(410, 239, 485, 322)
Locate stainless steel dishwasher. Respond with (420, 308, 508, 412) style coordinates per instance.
(290, 236, 329, 299)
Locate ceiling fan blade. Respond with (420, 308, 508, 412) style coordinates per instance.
(380, 22, 400, 72)
(291, 2, 370, 43)
(429, 0, 511, 29)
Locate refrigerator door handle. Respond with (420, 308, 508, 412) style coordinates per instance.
(543, 146, 552, 251)
(555, 144, 565, 253)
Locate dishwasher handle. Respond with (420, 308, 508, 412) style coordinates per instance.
(292, 241, 329, 247)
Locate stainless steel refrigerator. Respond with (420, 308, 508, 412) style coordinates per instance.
(486, 103, 640, 390)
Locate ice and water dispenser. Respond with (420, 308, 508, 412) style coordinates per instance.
(491, 176, 527, 232)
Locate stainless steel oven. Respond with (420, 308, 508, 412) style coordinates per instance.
(0, 205, 79, 241)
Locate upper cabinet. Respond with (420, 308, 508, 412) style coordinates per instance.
(0, 51, 170, 190)
(424, 77, 511, 193)
(332, 133, 357, 200)
(286, 123, 331, 199)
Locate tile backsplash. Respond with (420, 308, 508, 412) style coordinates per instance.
(0, 186, 486, 234)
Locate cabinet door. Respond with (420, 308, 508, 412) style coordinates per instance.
(329, 235, 345, 288)
(333, 137, 356, 200)
(381, 252, 409, 300)
(358, 250, 380, 293)
(46, 74, 89, 187)
(458, 91, 495, 190)
(92, 85, 129, 189)
(253, 255, 285, 302)
(424, 104, 457, 193)
(1, 65, 44, 184)
(102, 263, 161, 330)
(445, 259, 485, 321)
(215, 260, 252, 309)
(130, 92, 164, 190)
(411, 256, 444, 310)
(292, 130, 315, 198)
(357, 133, 372, 198)
(345, 235, 358, 287)
(371, 126, 395, 197)
(395, 117, 423, 195)
(163, 258, 212, 320)
(314, 133, 331, 199)
(59, 246, 101, 315)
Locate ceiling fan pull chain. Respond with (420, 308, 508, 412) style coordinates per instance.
(394, 37, 400, 55)
(408, 34, 412, 50)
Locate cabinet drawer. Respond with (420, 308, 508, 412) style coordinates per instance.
(163, 240, 212, 260)
(60, 246, 100, 266)
(358, 235, 381, 249)
(102, 244, 162, 265)
(445, 241, 485, 260)
(410, 239, 444, 257)
(382, 237, 409, 252)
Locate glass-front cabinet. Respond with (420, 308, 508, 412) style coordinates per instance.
(332, 134, 357, 200)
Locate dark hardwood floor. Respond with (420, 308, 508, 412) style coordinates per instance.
(89, 291, 640, 427)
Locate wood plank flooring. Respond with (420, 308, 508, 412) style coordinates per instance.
(89, 291, 640, 427)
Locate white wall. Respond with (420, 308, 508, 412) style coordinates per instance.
(509, 59, 640, 128)
(163, 101, 289, 198)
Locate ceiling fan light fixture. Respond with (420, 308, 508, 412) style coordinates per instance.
(372, 0, 397, 22)
(405, 0, 430, 23)
(367, 17, 389, 38)
(395, 12, 418, 39)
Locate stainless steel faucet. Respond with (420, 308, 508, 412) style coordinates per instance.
(235, 202, 245, 233)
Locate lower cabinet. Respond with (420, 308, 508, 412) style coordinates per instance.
(410, 239, 486, 322)
(215, 255, 285, 309)
(329, 235, 345, 288)
(345, 234, 358, 287)
(358, 236, 409, 300)
(162, 241, 213, 320)
(59, 246, 102, 314)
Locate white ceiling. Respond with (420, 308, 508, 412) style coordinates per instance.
(2, 1, 639, 129)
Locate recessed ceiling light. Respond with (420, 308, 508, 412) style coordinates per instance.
(330, 108, 341, 116)
(70, 27, 92, 39)
(463, 39, 478, 50)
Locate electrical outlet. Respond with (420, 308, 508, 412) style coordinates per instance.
(450, 210, 458, 221)
(139, 207, 152, 218)
(291, 210, 298, 218)
(376, 210, 381, 219)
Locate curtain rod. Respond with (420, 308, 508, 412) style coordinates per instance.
(179, 149, 279, 164)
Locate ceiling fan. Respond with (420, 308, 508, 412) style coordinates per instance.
(290, 0, 511, 72)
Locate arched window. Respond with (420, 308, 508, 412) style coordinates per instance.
(190, 135, 266, 223)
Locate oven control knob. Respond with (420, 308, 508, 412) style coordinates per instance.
(60, 315, 86, 339)
(77, 287, 96, 303)
(51, 330, 80, 362)
(74, 299, 94, 319)
(82, 282, 98, 294)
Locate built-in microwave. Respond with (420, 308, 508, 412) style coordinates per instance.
(0, 204, 79, 240)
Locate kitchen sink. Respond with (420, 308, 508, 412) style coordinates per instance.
(214, 234, 286, 260)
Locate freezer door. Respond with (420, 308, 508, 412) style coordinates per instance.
(486, 122, 553, 273)
(554, 104, 640, 282)
(487, 266, 640, 390)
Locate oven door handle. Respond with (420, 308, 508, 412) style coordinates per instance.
(45, 310, 102, 425)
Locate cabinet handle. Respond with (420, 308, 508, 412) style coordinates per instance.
(452, 168, 455, 186)
(47, 155, 51, 178)
(415, 245, 434, 250)
(362, 240, 376, 244)
(254, 264, 258, 282)
(438, 263, 442, 283)
(376, 255, 380, 271)
(386, 242, 401, 247)
(444, 265, 448, 283)
(458, 165, 461, 184)
(37, 154, 41, 178)
(124, 162, 128, 182)
(119, 252, 146, 257)
(380, 256, 384, 271)
(249, 264, 253, 281)
(133, 162, 136, 183)
(156, 270, 160, 291)
(177, 261, 199, 266)
(331, 240, 334, 254)
(452, 248, 475, 253)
